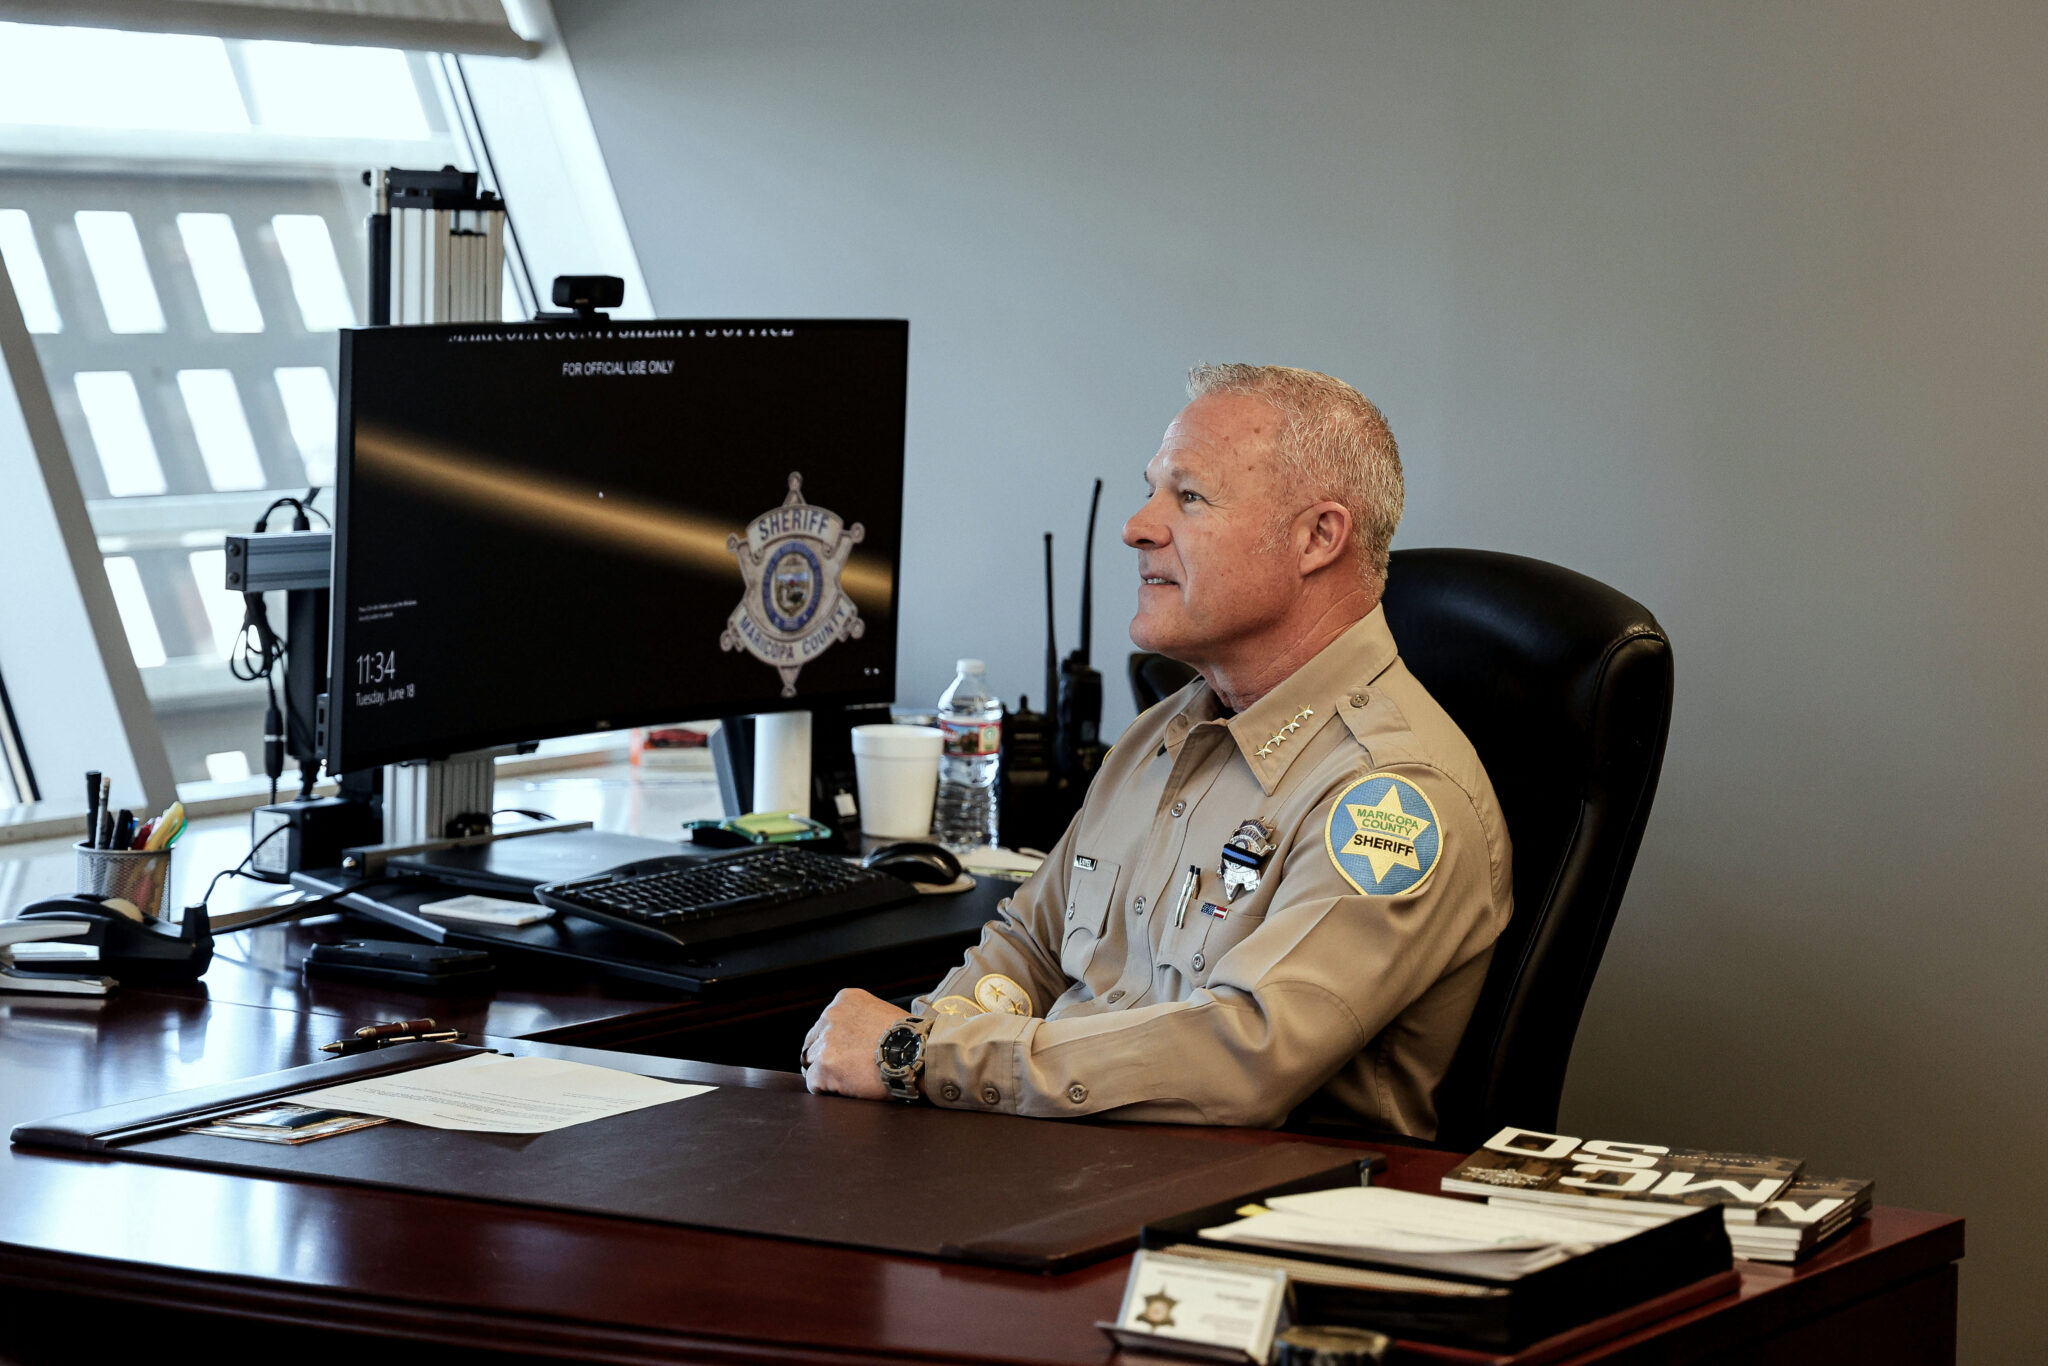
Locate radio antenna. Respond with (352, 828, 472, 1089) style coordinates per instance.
(1077, 478, 1102, 665)
(1043, 532, 1059, 714)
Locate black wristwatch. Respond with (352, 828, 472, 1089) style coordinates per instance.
(876, 1016, 933, 1102)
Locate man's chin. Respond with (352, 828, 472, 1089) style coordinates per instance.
(1129, 612, 1184, 659)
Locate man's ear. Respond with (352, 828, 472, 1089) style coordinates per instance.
(1296, 501, 1352, 576)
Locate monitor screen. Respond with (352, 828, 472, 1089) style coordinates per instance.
(326, 319, 907, 774)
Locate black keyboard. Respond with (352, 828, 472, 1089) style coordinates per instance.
(534, 846, 919, 949)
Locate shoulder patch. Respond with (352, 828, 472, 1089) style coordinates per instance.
(930, 995, 985, 1017)
(1325, 771, 1443, 896)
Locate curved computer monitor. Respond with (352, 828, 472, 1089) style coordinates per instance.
(326, 319, 907, 775)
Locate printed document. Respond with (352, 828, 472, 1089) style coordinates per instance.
(1201, 1186, 1628, 1278)
(292, 1053, 712, 1133)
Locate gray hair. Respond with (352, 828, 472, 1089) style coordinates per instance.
(1185, 363, 1404, 597)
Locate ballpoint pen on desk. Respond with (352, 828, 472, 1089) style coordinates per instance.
(319, 1018, 468, 1056)
(84, 770, 101, 846)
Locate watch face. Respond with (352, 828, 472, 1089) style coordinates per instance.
(879, 1026, 922, 1069)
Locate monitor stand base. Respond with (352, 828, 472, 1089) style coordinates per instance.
(339, 749, 593, 876)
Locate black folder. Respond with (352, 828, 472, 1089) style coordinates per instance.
(1140, 1179, 1734, 1351)
(13, 1042, 1367, 1273)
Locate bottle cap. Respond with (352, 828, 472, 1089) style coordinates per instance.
(956, 659, 985, 674)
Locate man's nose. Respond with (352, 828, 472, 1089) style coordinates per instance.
(1123, 491, 1167, 548)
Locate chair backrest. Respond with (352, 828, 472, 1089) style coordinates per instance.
(1126, 548, 1673, 1149)
(1381, 548, 1671, 1147)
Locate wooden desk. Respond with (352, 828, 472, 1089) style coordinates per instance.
(0, 915, 1962, 1365)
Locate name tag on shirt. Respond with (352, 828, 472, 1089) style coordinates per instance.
(1074, 855, 1098, 871)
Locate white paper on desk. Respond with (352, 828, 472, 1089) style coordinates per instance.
(290, 1053, 713, 1133)
(1200, 1186, 1627, 1278)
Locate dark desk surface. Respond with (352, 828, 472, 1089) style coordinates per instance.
(0, 909, 1964, 1366)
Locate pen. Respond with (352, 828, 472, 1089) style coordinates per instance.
(113, 809, 135, 851)
(1172, 864, 1200, 928)
(98, 776, 112, 847)
(84, 770, 101, 845)
(356, 1017, 439, 1039)
(320, 1030, 464, 1056)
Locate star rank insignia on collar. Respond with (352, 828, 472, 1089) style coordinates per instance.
(1255, 706, 1315, 759)
(1218, 818, 1276, 901)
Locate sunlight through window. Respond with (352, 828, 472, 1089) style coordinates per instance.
(186, 548, 248, 658)
(273, 366, 338, 485)
(104, 556, 169, 668)
(176, 213, 265, 333)
(75, 210, 167, 333)
(271, 215, 356, 331)
(242, 41, 429, 140)
(74, 371, 167, 496)
(0, 23, 248, 132)
(0, 210, 62, 333)
(177, 370, 268, 491)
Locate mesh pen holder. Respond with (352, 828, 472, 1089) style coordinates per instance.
(75, 842, 174, 919)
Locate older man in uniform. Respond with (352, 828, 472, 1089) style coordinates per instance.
(801, 364, 1513, 1137)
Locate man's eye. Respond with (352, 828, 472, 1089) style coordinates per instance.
(1180, 490, 1204, 505)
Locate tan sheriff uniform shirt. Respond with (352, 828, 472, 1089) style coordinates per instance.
(913, 607, 1512, 1136)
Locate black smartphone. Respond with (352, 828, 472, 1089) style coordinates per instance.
(302, 939, 495, 992)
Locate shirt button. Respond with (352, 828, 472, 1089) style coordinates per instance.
(1066, 906, 1074, 920)
(1191, 952, 1206, 971)
(1171, 800, 1186, 817)
(1134, 896, 1146, 916)
(1105, 989, 1124, 1004)
(980, 1085, 1001, 1105)
(1067, 1083, 1088, 1104)
(941, 1082, 961, 1102)
(1349, 691, 1368, 708)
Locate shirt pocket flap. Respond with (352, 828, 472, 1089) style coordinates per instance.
(1060, 857, 1121, 972)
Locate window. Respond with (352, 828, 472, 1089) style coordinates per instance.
(0, 22, 477, 778)
(1, 14, 649, 790)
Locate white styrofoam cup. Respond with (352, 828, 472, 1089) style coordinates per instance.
(850, 724, 944, 840)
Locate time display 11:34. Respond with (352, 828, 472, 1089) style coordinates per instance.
(354, 651, 398, 686)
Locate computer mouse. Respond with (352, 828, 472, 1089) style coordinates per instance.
(860, 842, 964, 885)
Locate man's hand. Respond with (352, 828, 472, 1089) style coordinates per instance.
(800, 987, 908, 1100)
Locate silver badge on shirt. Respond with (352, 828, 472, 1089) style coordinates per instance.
(1218, 818, 1277, 901)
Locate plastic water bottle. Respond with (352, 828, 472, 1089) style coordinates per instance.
(934, 659, 1003, 851)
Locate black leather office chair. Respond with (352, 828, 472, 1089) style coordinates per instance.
(1127, 548, 1673, 1150)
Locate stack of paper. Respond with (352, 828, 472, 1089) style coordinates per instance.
(1199, 1186, 1630, 1279)
(291, 1053, 712, 1134)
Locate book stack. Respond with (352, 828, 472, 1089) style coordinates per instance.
(1441, 1126, 1873, 1263)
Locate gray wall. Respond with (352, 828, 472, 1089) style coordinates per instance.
(553, 3, 2048, 1358)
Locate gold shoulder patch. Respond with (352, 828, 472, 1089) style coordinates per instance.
(1324, 771, 1443, 896)
(930, 994, 984, 1017)
(974, 973, 1034, 1016)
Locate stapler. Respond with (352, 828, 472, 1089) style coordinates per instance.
(14, 894, 213, 985)
(1, 916, 114, 995)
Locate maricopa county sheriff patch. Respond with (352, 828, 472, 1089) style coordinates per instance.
(1325, 773, 1442, 896)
